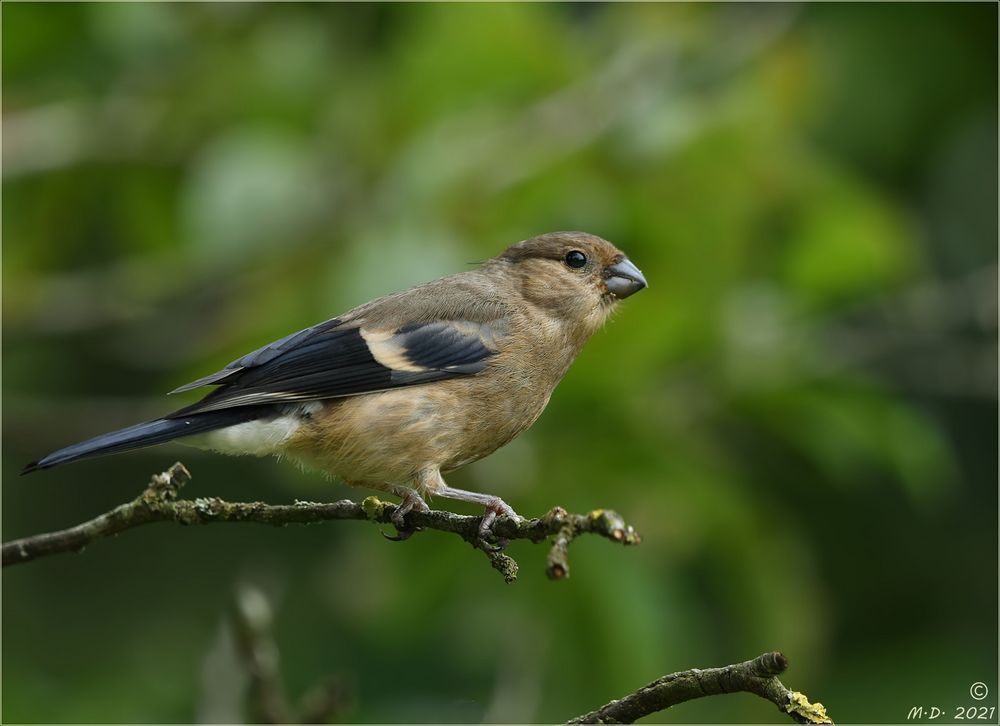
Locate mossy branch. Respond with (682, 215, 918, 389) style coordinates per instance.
(2, 462, 640, 583)
(567, 651, 832, 724)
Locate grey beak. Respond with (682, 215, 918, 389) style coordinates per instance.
(604, 257, 647, 299)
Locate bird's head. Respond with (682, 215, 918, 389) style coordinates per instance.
(494, 231, 647, 334)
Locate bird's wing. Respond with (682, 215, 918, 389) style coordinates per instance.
(169, 317, 345, 394)
(168, 317, 504, 416)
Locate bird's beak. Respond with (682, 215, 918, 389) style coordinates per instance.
(604, 257, 647, 299)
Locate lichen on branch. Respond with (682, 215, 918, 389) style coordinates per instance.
(2, 462, 640, 583)
(567, 651, 832, 724)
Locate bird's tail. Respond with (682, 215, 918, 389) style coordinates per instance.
(22, 407, 271, 474)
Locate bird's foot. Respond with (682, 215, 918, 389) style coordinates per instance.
(383, 489, 430, 542)
(418, 477, 523, 551)
(476, 497, 523, 552)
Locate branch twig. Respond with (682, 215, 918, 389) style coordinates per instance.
(231, 584, 348, 724)
(2, 462, 640, 582)
(567, 651, 832, 724)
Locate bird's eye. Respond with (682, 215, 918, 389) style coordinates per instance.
(564, 250, 587, 269)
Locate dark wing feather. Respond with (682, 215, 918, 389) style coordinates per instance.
(168, 319, 500, 417)
(170, 317, 343, 393)
(394, 321, 497, 371)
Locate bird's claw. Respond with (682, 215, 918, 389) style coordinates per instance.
(476, 534, 506, 552)
(475, 498, 521, 551)
(383, 490, 428, 542)
(381, 527, 418, 542)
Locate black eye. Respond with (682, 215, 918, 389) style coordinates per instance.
(564, 250, 587, 269)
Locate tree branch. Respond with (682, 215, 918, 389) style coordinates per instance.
(567, 651, 832, 724)
(2, 462, 640, 583)
(230, 583, 349, 724)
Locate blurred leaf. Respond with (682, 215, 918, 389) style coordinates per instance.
(180, 126, 331, 262)
(786, 168, 914, 308)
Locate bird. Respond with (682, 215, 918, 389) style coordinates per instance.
(23, 231, 647, 539)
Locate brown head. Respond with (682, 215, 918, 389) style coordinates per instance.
(491, 231, 647, 334)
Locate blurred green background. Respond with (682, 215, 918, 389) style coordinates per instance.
(3, 3, 997, 723)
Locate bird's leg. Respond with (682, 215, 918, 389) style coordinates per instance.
(383, 485, 429, 541)
(415, 469, 522, 548)
(428, 486, 522, 552)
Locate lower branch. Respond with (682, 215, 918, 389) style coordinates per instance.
(2, 462, 640, 583)
(566, 651, 832, 724)
(230, 584, 348, 724)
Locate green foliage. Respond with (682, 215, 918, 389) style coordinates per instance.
(3, 4, 996, 723)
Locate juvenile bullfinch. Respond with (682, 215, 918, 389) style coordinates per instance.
(24, 232, 647, 537)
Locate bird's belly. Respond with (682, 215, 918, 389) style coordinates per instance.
(285, 380, 548, 486)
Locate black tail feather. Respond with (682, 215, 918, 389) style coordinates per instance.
(22, 407, 273, 474)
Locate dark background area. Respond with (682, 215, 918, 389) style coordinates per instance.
(3, 3, 997, 723)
